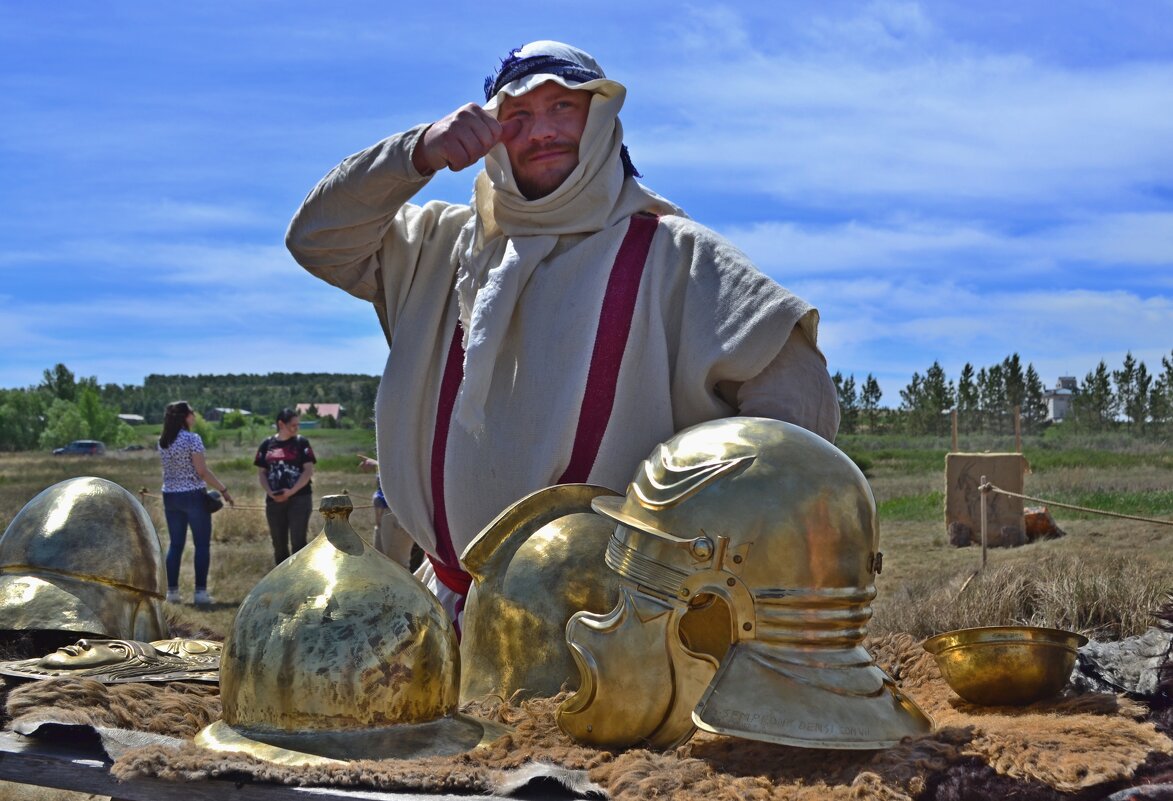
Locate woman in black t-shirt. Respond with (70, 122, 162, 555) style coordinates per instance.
(254, 408, 317, 565)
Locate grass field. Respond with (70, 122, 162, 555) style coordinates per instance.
(1, 426, 1171, 641)
(1, 426, 1171, 800)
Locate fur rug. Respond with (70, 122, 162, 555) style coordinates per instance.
(4, 633, 1171, 800)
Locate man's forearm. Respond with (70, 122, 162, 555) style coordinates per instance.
(284, 125, 434, 299)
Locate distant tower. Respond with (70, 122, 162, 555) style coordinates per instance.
(1044, 376, 1077, 422)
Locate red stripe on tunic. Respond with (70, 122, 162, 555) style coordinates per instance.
(428, 323, 471, 598)
(557, 213, 659, 484)
(429, 213, 660, 597)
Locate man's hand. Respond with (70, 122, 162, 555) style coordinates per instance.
(412, 103, 522, 174)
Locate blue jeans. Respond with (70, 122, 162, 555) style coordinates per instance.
(162, 489, 212, 590)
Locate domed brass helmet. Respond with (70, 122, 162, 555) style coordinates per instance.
(197, 495, 509, 766)
(0, 477, 168, 644)
(459, 484, 622, 703)
(558, 417, 933, 750)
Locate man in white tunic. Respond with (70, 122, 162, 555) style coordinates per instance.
(286, 41, 839, 623)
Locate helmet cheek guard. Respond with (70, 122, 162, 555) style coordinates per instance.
(559, 587, 718, 749)
(457, 485, 624, 703)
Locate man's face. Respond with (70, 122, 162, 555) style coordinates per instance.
(498, 82, 592, 200)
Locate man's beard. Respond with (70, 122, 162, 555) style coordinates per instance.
(513, 142, 578, 200)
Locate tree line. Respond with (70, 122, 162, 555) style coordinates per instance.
(833, 350, 1173, 436)
(4, 353, 1171, 452)
(0, 364, 380, 452)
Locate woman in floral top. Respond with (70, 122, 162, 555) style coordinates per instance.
(157, 400, 233, 605)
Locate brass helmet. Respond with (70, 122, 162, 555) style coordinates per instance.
(459, 484, 621, 703)
(197, 495, 508, 766)
(0, 477, 168, 645)
(559, 418, 932, 750)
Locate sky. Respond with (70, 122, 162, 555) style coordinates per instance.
(1, 1, 1170, 406)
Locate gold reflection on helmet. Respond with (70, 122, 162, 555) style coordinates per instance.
(198, 495, 507, 764)
(562, 418, 933, 750)
(460, 484, 622, 702)
(0, 477, 167, 643)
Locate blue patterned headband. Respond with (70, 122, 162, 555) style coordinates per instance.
(484, 52, 602, 102)
(484, 47, 641, 178)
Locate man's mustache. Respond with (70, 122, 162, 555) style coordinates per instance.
(519, 141, 576, 160)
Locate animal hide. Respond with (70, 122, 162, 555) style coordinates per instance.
(4, 633, 1171, 800)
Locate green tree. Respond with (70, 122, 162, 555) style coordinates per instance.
(221, 409, 248, 429)
(860, 374, 883, 432)
(1002, 354, 1026, 415)
(0, 390, 48, 451)
(38, 398, 88, 449)
(1022, 364, 1048, 434)
(1149, 350, 1173, 429)
(956, 363, 979, 433)
(36, 386, 136, 450)
(1072, 361, 1117, 431)
(77, 386, 133, 444)
(832, 372, 859, 435)
(900, 361, 953, 436)
(1113, 352, 1150, 431)
(978, 365, 1007, 434)
(191, 412, 218, 448)
(40, 363, 78, 402)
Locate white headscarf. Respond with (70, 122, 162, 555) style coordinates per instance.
(453, 41, 683, 433)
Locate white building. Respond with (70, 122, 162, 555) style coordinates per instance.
(1043, 377, 1077, 422)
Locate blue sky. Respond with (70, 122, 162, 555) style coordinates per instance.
(2, 1, 1170, 406)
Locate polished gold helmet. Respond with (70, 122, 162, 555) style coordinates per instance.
(0, 477, 168, 645)
(197, 495, 508, 766)
(459, 484, 621, 703)
(558, 417, 932, 750)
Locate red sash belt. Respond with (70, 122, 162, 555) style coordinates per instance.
(428, 214, 660, 600)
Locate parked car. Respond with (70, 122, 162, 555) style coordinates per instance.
(52, 440, 106, 456)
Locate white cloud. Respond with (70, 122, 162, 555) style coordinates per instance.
(719, 212, 1173, 286)
(622, 6, 1173, 210)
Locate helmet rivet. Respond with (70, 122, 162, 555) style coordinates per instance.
(726, 577, 736, 587)
(732, 554, 743, 564)
(691, 537, 714, 560)
(743, 622, 752, 631)
(680, 588, 690, 598)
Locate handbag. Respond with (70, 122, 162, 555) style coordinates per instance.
(204, 489, 224, 514)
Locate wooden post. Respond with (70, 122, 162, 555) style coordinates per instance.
(1014, 405, 1022, 453)
(951, 409, 958, 453)
(979, 474, 988, 570)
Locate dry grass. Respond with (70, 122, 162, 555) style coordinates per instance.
(872, 522, 1172, 638)
(0, 436, 385, 641)
(868, 457, 1173, 639)
(1, 436, 1171, 645)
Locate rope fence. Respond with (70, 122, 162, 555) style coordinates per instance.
(136, 487, 377, 512)
(971, 477, 1173, 572)
(956, 478, 1172, 594)
(979, 481, 1173, 528)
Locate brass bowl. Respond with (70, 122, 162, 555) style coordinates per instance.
(923, 626, 1088, 706)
